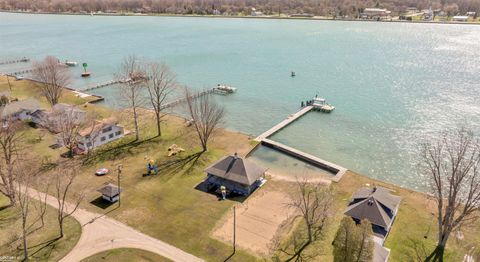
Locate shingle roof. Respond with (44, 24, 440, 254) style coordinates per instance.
(204, 154, 267, 186)
(344, 187, 401, 229)
(0, 98, 41, 118)
(97, 183, 121, 197)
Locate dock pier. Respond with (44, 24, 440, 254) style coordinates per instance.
(0, 57, 30, 66)
(255, 106, 313, 141)
(252, 103, 347, 182)
(160, 88, 216, 110)
(5, 68, 34, 76)
(80, 79, 129, 92)
(261, 139, 347, 182)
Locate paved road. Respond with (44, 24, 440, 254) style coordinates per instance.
(27, 188, 203, 262)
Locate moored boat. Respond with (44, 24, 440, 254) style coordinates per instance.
(65, 60, 78, 67)
(214, 84, 237, 94)
(312, 97, 335, 113)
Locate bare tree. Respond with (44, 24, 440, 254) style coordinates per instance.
(14, 160, 48, 261)
(420, 127, 480, 261)
(116, 55, 146, 141)
(333, 217, 374, 262)
(144, 62, 177, 137)
(185, 89, 225, 152)
(276, 179, 335, 261)
(48, 106, 86, 157)
(54, 161, 84, 238)
(0, 119, 23, 207)
(32, 56, 72, 106)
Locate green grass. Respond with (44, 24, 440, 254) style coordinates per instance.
(25, 107, 257, 261)
(0, 195, 81, 261)
(81, 248, 172, 262)
(0, 76, 97, 108)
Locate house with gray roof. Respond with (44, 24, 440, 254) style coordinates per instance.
(0, 98, 41, 121)
(344, 186, 401, 262)
(345, 186, 401, 239)
(204, 153, 267, 196)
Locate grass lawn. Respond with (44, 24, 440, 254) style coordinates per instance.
(0, 76, 98, 108)
(0, 195, 81, 261)
(81, 248, 172, 262)
(275, 171, 480, 261)
(26, 106, 257, 261)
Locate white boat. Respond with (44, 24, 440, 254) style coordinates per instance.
(312, 97, 335, 113)
(65, 61, 78, 67)
(214, 84, 237, 94)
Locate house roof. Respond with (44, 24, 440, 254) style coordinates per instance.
(53, 103, 86, 114)
(204, 154, 267, 186)
(344, 186, 401, 229)
(97, 183, 121, 197)
(78, 117, 118, 137)
(0, 98, 41, 118)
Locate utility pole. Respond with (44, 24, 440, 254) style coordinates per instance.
(233, 206, 236, 254)
(117, 164, 122, 207)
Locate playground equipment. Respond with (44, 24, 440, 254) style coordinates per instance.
(144, 156, 158, 175)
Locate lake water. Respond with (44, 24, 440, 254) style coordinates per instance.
(1, 12, 480, 190)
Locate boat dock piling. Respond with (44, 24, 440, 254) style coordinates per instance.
(0, 57, 30, 66)
(255, 106, 313, 141)
(261, 139, 347, 182)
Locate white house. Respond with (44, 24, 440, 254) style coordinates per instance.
(76, 118, 125, 152)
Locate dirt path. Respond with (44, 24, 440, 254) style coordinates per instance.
(26, 188, 203, 262)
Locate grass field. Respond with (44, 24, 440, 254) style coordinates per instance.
(81, 248, 172, 262)
(0, 195, 81, 261)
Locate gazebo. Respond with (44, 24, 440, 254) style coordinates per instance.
(97, 183, 121, 203)
(204, 153, 267, 196)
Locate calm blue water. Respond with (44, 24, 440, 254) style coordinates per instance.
(1, 12, 480, 190)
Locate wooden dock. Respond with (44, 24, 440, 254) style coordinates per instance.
(255, 106, 313, 141)
(261, 138, 347, 182)
(160, 88, 216, 110)
(0, 57, 30, 66)
(81, 79, 129, 92)
(6, 68, 34, 76)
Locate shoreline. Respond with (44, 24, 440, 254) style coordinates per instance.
(2, 10, 480, 26)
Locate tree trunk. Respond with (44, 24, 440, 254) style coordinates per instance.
(58, 216, 64, 238)
(22, 218, 28, 261)
(133, 107, 139, 141)
(155, 112, 161, 137)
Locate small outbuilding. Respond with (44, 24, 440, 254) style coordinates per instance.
(204, 153, 267, 196)
(97, 183, 121, 203)
(344, 186, 401, 240)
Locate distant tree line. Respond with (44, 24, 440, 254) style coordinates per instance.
(1, 0, 480, 17)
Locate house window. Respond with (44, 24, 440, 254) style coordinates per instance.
(100, 136, 106, 142)
(115, 131, 121, 136)
(109, 133, 114, 139)
(102, 126, 112, 133)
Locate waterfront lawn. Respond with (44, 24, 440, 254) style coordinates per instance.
(81, 248, 172, 262)
(336, 172, 480, 262)
(274, 171, 480, 261)
(0, 195, 81, 261)
(32, 107, 257, 262)
(0, 76, 97, 107)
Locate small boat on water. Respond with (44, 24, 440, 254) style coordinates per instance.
(214, 84, 236, 94)
(312, 97, 335, 113)
(291, 71, 296, 77)
(65, 60, 78, 67)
